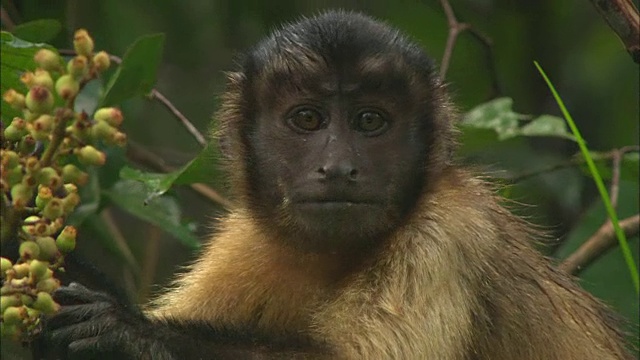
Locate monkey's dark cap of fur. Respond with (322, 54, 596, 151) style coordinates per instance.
(244, 10, 437, 80)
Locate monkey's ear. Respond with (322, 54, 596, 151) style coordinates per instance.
(214, 71, 247, 160)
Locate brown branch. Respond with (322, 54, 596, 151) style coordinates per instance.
(560, 214, 640, 275)
(126, 141, 233, 209)
(0, 6, 15, 31)
(438, 0, 501, 97)
(609, 149, 622, 209)
(588, 0, 640, 63)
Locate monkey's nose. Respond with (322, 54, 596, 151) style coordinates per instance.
(317, 163, 359, 182)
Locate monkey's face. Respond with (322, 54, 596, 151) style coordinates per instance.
(229, 12, 447, 253)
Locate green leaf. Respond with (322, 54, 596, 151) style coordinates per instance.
(519, 115, 575, 140)
(104, 180, 200, 249)
(462, 97, 519, 140)
(12, 19, 62, 43)
(461, 97, 576, 142)
(120, 142, 223, 203)
(100, 34, 165, 106)
(0, 31, 54, 122)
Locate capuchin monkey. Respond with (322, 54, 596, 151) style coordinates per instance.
(38, 10, 633, 360)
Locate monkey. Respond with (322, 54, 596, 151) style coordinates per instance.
(37, 10, 634, 360)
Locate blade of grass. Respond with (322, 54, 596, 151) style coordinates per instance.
(534, 61, 639, 294)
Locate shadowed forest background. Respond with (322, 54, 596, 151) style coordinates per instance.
(1, 0, 638, 358)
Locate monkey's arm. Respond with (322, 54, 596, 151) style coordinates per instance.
(39, 283, 326, 360)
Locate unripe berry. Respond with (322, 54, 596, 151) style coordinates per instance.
(36, 278, 60, 293)
(43, 198, 64, 220)
(56, 226, 77, 253)
(1, 257, 12, 274)
(1, 150, 20, 168)
(67, 55, 89, 80)
(91, 119, 117, 141)
(62, 192, 80, 214)
(76, 145, 106, 166)
(32, 292, 60, 314)
(1, 295, 21, 313)
(25, 156, 40, 173)
(35, 186, 53, 210)
(3, 125, 25, 142)
(73, 29, 94, 56)
(18, 135, 36, 155)
(2, 89, 25, 110)
(4, 166, 23, 187)
(37, 167, 61, 189)
(55, 74, 80, 100)
(31, 114, 54, 141)
(33, 69, 54, 90)
(13, 263, 30, 279)
(2, 306, 26, 325)
(22, 216, 41, 236)
(20, 295, 34, 307)
(19, 241, 40, 260)
(34, 49, 61, 72)
(109, 131, 127, 147)
(29, 259, 49, 279)
(63, 183, 79, 194)
(20, 71, 35, 87)
(25, 86, 54, 114)
(36, 236, 58, 260)
(93, 51, 111, 72)
(10, 183, 33, 208)
(94, 107, 123, 127)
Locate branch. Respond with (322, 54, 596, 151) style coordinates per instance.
(438, 0, 501, 97)
(588, 0, 640, 64)
(560, 214, 640, 275)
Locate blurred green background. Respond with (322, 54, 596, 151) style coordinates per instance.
(2, 0, 638, 358)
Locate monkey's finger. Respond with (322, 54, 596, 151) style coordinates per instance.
(67, 334, 130, 360)
(45, 302, 112, 329)
(48, 316, 115, 346)
(53, 282, 113, 304)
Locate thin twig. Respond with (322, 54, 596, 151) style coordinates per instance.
(588, 0, 640, 63)
(0, 6, 16, 31)
(560, 214, 640, 275)
(609, 150, 621, 209)
(438, 0, 501, 96)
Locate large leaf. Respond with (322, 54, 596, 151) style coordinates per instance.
(120, 142, 223, 203)
(104, 180, 200, 249)
(12, 19, 62, 43)
(0, 32, 54, 122)
(100, 34, 165, 106)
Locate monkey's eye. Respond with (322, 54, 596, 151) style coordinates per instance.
(355, 111, 388, 135)
(288, 109, 324, 132)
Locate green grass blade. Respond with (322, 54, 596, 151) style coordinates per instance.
(534, 61, 639, 294)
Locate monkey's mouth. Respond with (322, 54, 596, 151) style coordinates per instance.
(293, 199, 378, 211)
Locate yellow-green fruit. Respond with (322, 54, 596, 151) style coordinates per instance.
(93, 51, 111, 72)
(18, 135, 37, 155)
(2, 89, 25, 110)
(31, 114, 54, 141)
(32, 292, 60, 314)
(33, 69, 54, 90)
(62, 192, 81, 214)
(10, 183, 33, 208)
(3, 124, 26, 142)
(35, 186, 53, 210)
(2, 306, 26, 325)
(13, 263, 30, 279)
(19, 241, 40, 260)
(1, 150, 20, 168)
(36, 236, 58, 260)
(20, 295, 34, 307)
(0, 323, 20, 338)
(29, 260, 49, 279)
(43, 198, 64, 220)
(91, 120, 117, 141)
(36, 278, 60, 293)
(94, 107, 123, 127)
(63, 183, 78, 194)
(73, 29, 94, 56)
(22, 216, 41, 236)
(108, 131, 127, 147)
(55, 74, 80, 100)
(38, 167, 62, 189)
(62, 164, 88, 186)
(34, 49, 61, 72)
(67, 55, 89, 80)
(0, 257, 12, 273)
(25, 156, 40, 173)
(5, 166, 23, 187)
(1, 295, 21, 313)
(25, 86, 54, 114)
(76, 145, 106, 166)
(56, 226, 77, 253)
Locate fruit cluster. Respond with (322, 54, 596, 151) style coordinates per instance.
(1, 29, 125, 340)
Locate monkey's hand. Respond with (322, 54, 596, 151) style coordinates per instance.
(39, 282, 172, 360)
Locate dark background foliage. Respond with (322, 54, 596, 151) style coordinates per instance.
(1, 0, 638, 358)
